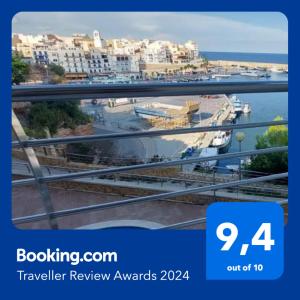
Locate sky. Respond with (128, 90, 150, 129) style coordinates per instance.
(12, 12, 288, 54)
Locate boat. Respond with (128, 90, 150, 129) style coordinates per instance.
(230, 95, 243, 115)
(200, 76, 210, 81)
(243, 103, 251, 113)
(211, 130, 232, 153)
(270, 67, 285, 73)
(260, 72, 271, 78)
(211, 74, 231, 79)
(241, 71, 261, 78)
(195, 147, 218, 169)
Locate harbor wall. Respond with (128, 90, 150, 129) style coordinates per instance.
(143, 60, 287, 74)
(210, 60, 288, 69)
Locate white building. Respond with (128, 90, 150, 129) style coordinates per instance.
(86, 49, 113, 74)
(48, 46, 88, 73)
(112, 54, 140, 74)
(12, 32, 199, 79)
(32, 44, 50, 65)
(185, 40, 199, 60)
(142, 41, 172, 64)
(93, 30, 106, 48)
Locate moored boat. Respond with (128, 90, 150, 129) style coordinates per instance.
(243, 103, 251, 113)
(211, 74, 231, 79)
(241, 71, 260, 78)
(230, 95, 243, 115)
(211, 130, 232, 153)
(270, 67, 285, 73)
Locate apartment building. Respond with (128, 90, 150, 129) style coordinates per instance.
(185, 40, 199, 60)
(32, 44, 50, 65)
(12, 32, 199, 78)
(49, 47, 87, 73)
(86, 49, 113, 74)
(112, 54, 140, 74)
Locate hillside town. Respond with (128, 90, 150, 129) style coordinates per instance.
(12, 30, 199, 81)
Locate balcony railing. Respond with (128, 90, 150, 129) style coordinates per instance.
(11, 81, 288, 230)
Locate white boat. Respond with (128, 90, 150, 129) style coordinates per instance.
(211, 74, 231, 79)
(230, 95, 243, 115)
(270, 67, 285, 73)
(243, 103, 251, 113)
(201, 76, 210, 81)
(211, 131, 232, 153)
(241, 71, 260, 78)
(196, 147, 218, 169)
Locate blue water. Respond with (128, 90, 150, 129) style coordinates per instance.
(216, 72, 288, 171)
(201, 51, 288, 64)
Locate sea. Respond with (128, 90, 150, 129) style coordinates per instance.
(201, 51, 288, 64)
(205, 52, 288, 172)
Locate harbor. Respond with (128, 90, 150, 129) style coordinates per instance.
(80, 93, 249, 169)
(78, 70, 287, 175)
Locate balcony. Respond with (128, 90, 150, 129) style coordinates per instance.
(12, 81, 288, 230)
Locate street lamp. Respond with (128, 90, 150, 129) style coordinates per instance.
(235, 132, 245, 181)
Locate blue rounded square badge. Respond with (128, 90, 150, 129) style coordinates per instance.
(206, 202, 284, 280)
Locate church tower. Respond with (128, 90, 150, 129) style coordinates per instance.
(93, 30, 102, 48)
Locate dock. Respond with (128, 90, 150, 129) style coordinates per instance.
(198, 97, 234, 148)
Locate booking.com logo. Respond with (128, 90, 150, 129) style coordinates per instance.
(17, 248, 118, 266)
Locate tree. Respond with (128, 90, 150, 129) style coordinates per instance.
(12, 53, 29, 84)
(201, 56, 209, 73)
(248, 116, 288, 173)
(48, 64, 65, 77)
(27, 101, 91, 137)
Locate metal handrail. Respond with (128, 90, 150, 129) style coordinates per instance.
(12, 146, 288, 186)
(11, 81, 289, 229)
(12, 81, 288, 102)
(12, 172, 288, 225)
(12, 120, 288, 148)
(157, 199, 289, 229)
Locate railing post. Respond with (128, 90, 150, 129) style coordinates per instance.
(213, 167, 216, 201)
(12, 110, 58, 229)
